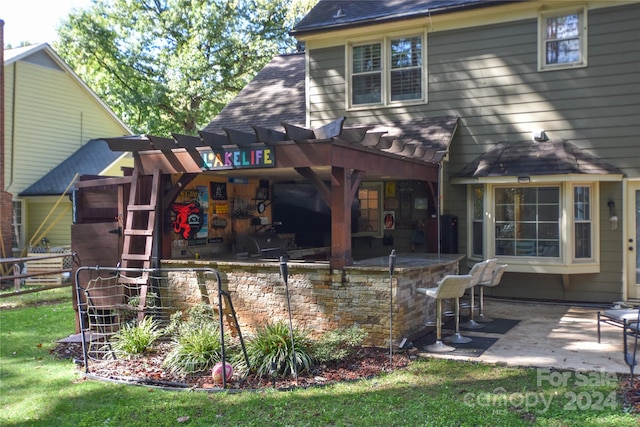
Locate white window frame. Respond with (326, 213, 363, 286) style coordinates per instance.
(538, 6, 588, 72)
(346, 30, 427, 110)
(466, 182, 600, 274)
(353, 182, 383, 238)
(573, 184, 594, 262)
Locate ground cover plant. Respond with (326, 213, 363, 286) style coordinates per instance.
(1, 291, 639, 426)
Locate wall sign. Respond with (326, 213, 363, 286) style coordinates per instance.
(202, 147, 275, 169)
(171, 201, 204, 239)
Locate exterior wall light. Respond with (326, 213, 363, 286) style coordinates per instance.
(608, 200, 618, 230)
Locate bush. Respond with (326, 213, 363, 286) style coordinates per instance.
(163, 319, 227, 375)
(243, 321, 314, 378)
(165, 303, 216, 337)
(111, 316, 161, 357)
(313, 325, 368, 364)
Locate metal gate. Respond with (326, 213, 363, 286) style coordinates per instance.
(74, 266, 247, 387)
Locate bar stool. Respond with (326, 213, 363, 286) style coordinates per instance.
(460, 260, 488, 330)
(477, 264, 507, 323)
(417, 274, 473, 353)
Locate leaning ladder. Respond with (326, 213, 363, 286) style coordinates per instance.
(119, 168, 160, 321)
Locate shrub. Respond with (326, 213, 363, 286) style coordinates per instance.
(165, 303, 216, 337)
(111, 316, 161, 357)
(243, 321, 314, 378)
(313, 325, 368, 364)
(163, 321, 226, 375)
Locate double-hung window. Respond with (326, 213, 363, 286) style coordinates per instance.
(538, 7, 587, 71)
(349, 33, 425, 108)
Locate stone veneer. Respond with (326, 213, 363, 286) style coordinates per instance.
(162, 254, 462, 347)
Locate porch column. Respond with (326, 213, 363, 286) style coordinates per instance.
(330, 166, 353, 269)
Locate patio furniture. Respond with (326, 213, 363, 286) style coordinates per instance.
(477, 263, 507, 323)
(622, 308, 640, 381)
(597, 308, 640, 343)
(417, 274, 473, 352)
(460, 260, 488, 330)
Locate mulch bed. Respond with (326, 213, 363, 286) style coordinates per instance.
(50, 341, 640, 413)
(50, 341, 412, 391)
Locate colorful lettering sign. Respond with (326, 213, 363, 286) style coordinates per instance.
(202, 147, 275, 169)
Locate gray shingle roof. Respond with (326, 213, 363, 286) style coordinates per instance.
(292, 0, 518, 36)
(19, 139, 126, 196)
(201, 53, 306, 134)
(455, 139, 624, 178)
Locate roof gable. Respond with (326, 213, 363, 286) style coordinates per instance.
(4, 43, 132, 134)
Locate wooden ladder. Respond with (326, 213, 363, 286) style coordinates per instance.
(119, 168, 160, 321)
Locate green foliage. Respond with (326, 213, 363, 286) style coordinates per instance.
(165, 302, 216, 337)
(2, 299, 638, 426)
(127, 292, 159, 309)
(163, 321, 224, 374)
(111, 316, 161, 357)
(54, 0, 314, 135)
(313, 325, 368, 364)
(243, 321, 314, 378)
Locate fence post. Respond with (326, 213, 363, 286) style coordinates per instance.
(13, 264, 21, 291)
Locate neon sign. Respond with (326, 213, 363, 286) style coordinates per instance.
(202, 147, 275, 169)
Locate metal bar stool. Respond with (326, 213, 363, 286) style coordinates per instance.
(477, 263, 507, 323)
(417, 274, 473, 353)
(460, 260, 488, 330)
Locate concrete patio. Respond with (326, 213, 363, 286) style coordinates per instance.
(417, 298, 636, 375)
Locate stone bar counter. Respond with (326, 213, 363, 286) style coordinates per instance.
(162, 253, 463, 348)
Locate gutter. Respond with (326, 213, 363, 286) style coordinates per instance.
(290, 0, 522, 37)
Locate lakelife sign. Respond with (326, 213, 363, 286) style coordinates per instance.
(201, 146, 275, 170)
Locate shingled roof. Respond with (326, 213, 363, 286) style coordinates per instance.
(108, 51, 459, 170)
(20, 139, 128, 196)
(291, 0, 518, 36)
(201, 53, 306, 134)
(455, 139, 624, 178)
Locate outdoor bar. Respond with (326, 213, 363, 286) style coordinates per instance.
(71, 116, 462, 347)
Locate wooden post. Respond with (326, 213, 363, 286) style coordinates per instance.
(13, 263, 20, 291)
(330, 167, 352, 269)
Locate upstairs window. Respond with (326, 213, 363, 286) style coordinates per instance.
(349, 33, 425, 108)
(539, 7, 587, 71)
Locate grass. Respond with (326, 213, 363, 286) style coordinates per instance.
(1, 291, 639, 426)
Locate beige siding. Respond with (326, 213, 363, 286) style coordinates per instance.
(6, 60, 129, 195)
(25, 197, 73, 248)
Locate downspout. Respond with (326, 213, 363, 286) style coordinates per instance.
(6, 60, 17, 192)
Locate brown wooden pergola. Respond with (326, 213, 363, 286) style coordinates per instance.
(100, 116, 458, 269)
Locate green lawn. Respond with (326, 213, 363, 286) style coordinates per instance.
(1, 292, 638, 426)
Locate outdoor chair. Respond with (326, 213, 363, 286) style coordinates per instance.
(459, 260, 488, 330)
(622, 307, 640, 382)
(417, 274, 473, 353)
(476, 263, 508, 323)
(597, 308, 640, 343)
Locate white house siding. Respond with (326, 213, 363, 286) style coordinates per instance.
(305, 2, 639, 302)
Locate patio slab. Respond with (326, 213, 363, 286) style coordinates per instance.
(417, 299, 635, 375)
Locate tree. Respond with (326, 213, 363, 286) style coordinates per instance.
(55, 0, 314, 136)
